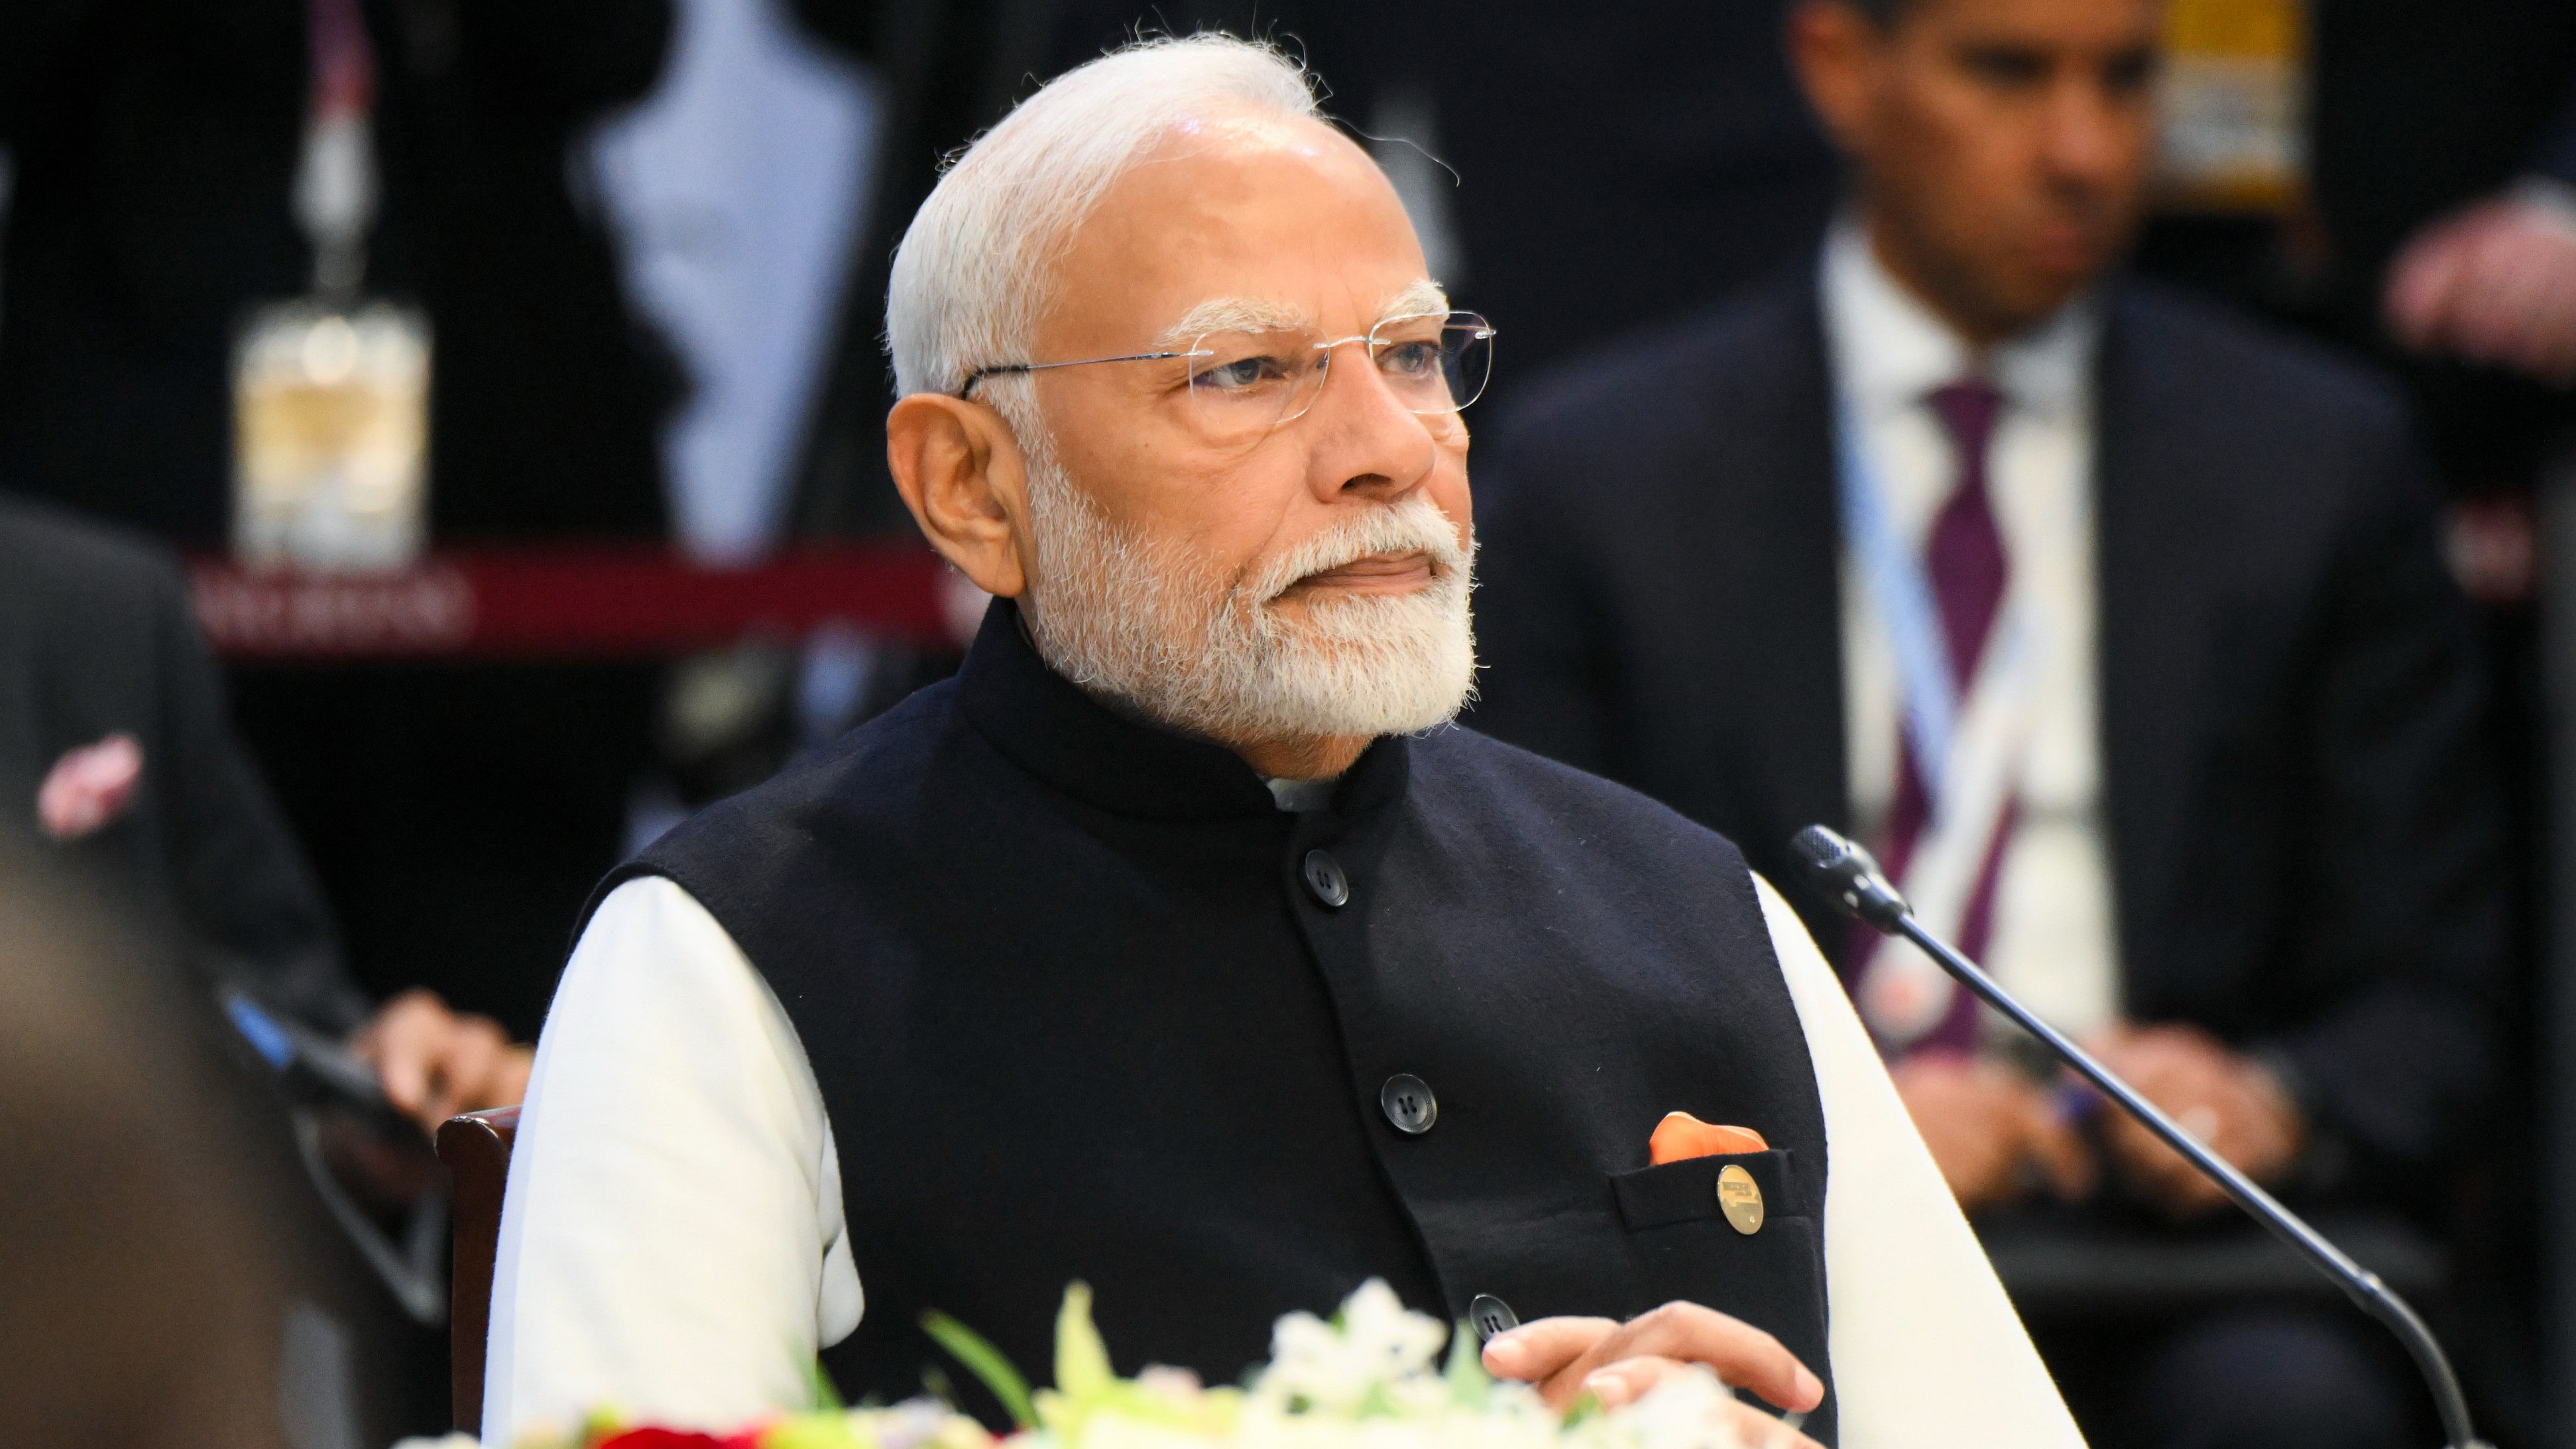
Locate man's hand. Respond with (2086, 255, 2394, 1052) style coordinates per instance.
(1482, 1303, 1826, 1446)
(2386, 190, 2576, 384)
(350, 988, 534, 1137)
(2086, 1023, 2303, 1218)
(1891, 1051, 2093, 1213)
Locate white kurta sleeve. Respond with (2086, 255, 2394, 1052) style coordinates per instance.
(1753, 873, 2085, 1448)
(481, 876, 864, 1444)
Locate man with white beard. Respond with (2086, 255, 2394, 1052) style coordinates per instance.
(482, 34, 2082, 1449)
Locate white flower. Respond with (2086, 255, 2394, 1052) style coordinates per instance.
(1605, 1365, 1753, 1449)
(1256, 1279, 1451, 1416)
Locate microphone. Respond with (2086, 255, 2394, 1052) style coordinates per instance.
(1788, 824, 2489, 1449)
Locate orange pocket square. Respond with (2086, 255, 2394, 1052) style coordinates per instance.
(1649, 1111, 1769, 1164)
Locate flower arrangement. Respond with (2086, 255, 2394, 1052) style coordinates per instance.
(422, 1281, 1782, 1449)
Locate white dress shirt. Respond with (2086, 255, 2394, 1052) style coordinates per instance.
(487, 864, 2083, 1446)
(1822, 221, 2123, 1039)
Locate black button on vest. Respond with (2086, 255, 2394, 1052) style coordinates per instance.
(1302, 848, 1350, 907)
(1380, 1073, 1438, 1134)
(1469, 1293, 1520, 1340)
(595, 600, 1840, 1442)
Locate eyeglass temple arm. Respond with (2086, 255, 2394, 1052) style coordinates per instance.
(955, 349, 1206, 400)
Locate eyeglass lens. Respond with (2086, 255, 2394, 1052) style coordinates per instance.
(1183, 311, 1493, 441)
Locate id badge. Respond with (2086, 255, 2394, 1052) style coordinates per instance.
(2155, 0, 2307, 213)
(233, 300, 430, 571)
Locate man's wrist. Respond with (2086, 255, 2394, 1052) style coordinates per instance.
(2251, 1047, 2348, 1194)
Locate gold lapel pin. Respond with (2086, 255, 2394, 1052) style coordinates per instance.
(1716, 1163, 1765, 1235)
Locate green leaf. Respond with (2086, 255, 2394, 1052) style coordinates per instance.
(806, 1358, 847, 1413)
(1442, 1322, 1491, 1408)
(1054, 1282, 1117, 1402)
(919, 1309, 1037, 1430)
(1561, 1388, 1608, 1428)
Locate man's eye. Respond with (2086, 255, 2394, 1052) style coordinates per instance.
(2101, 48, 2158, 96)
(1379, 341, 1442, 378)
(1197, 356, 1285, 392)
(1960, 46, 2048, 88)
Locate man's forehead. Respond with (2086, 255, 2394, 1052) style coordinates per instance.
(1916, 0, 2160, 48)
(1156, 280, 1452, 341)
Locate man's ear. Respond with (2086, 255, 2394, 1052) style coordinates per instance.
(886, 392, 1033, 599)
(1786, 0, 1881, 157)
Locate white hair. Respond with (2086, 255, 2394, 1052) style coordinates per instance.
(886, 34, 1323, 402)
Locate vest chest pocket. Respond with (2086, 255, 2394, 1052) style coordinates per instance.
(1604, 1149, 1832, 1430)
(1611, 1149, 1801, 1232)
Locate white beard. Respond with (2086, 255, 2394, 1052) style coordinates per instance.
(1018, 443, 1478, 748)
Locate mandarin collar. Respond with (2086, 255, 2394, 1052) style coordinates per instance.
(955, 599, 1411, 825)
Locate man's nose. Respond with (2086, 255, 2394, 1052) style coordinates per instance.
(2038, 78, 2142, 194)
(1303, 345, 1439, 501)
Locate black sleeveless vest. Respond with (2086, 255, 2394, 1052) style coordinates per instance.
(596, 603, 1838, 1440)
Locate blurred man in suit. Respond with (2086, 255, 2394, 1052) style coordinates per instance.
(0, 493, 529, 1133)
(0, 0, 675, 1039)
(1471, 0, 2504, 1444)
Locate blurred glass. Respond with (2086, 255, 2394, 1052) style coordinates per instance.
(232, 302, 432, 572)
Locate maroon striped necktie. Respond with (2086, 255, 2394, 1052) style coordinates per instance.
(1854, 377, 2016, 1055)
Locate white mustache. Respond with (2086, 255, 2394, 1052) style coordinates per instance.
(1251, 497, 1471, 605)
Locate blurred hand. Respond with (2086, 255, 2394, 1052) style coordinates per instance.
(350, 988, 532, 1137)
(1482, 1303, 1826, 1444)
(2386, 190, 2576, 384)
(1891, 1051, 2093, 1213)
(2086, 1023, 2303, 1218)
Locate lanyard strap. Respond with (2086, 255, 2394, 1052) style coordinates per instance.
(296, 0, 381, 296)
(1835, 395, 1962, 799)
(1838, 388, 2070, 1042)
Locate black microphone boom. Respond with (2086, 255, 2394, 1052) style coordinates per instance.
(1788, 824, 2488, 1449)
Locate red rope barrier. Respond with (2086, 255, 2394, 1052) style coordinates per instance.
(193, 543, 966, 660)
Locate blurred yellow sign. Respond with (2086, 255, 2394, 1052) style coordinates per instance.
(2156, 0, 2307, 212)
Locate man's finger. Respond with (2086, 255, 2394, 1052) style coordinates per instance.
(1580, 1353, 1688, 1408)
(2386, 229, 2473, 347)
(375, 1045, 430, 1115)
(421, 1029, 494, 1120)
(2100, 1108, 2179, 1185)
(1553, 1301, 1822, 1414)
(1482, 1316, 1618, 1383)
(359, 996, 445, 1114)
(418, 1015, 512, 1128)
(368, 1024, 438, 1117)
(2022, 1105, 2095, 1201)
(483, 1044, 535, 1114)
(2125, 1124, 2230, 1217)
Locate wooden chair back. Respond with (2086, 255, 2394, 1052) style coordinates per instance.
(436, 1106, 519, 1434)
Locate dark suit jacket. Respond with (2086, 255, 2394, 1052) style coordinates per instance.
(0, 495, 361, 1033)
(1470, 262, 2506, 1183)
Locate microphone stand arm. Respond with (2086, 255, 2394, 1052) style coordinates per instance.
(1791, 826, 2487, 1448)
(1885, 913, 2484, 1449)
